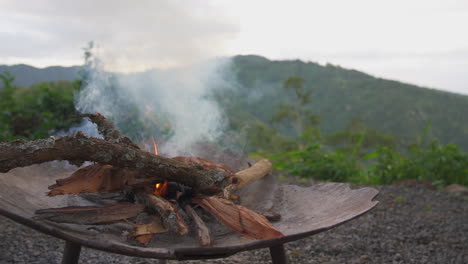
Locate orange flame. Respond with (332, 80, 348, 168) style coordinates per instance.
(154, 180, 168, 197)
(151, 136, 159, 155)
(150, 136, 167, 196)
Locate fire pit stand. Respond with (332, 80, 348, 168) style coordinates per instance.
(0, 163, 379, 264)
(57, 241, 289, 264)
(62, 241, 82, 264)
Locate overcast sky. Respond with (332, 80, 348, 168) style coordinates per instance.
(1, 0, 467, 94)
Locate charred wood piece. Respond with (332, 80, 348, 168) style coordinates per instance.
(133, 217, 168, 246)
(184, 205, 212, 247)
(192, 196, 284, 240)
(34, 203, 145, 225)
(48, 164, 140, 196)
(136, 192, 189, 235)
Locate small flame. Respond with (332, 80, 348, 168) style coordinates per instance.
(154, 180, 168, 197)
(150, 136, 166, 196)
(151, 136, 159, 155)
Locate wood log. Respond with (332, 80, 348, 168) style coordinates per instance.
(0, 132, 231, 193)
(136, 192, 189, 235)
(192, 196, 284, 240)
(184, 205, 212, 247)
(173, 156, 234, 176)
(223, 159, 272, 199)
(34, 203, 145, 224)
(47, 164, 140, 196)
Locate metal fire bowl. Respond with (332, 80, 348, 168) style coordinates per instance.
(0, 162, 378, 260)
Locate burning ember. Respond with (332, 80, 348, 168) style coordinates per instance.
(154, 180, 168, 197)
(151, 136, 166, 196)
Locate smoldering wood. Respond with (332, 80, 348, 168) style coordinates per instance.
(136, 192, 189, 236)
(34, 203, 145, 225)
(192, 196, 284, 240)
(184, 205, 212, 247)
(135, 234, 155, 246)
(0, 132, 231, 193)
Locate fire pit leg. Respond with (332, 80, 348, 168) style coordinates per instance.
(61, 241, 82, 264)
(269, 244, 288, 264)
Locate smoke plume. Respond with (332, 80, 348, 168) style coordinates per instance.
(75, 55, 233, 156)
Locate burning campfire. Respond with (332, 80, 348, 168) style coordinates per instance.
(1, 113, 283, 247)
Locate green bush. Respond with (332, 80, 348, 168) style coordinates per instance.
(369, 143, 468, 186)
(270, 141, 468, 187)
(270, 144, 361, 182)
(0, 72, 79, 141)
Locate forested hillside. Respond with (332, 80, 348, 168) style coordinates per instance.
(2, 56, 468, 150)
(222, 55, 468, 150)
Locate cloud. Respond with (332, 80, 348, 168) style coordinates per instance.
(0, 0, 238, 69)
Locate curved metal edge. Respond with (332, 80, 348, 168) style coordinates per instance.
(0, 188, 379, 260)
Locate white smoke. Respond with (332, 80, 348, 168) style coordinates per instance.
(75, 56, 233, 157)
(59, 0, 241, 156)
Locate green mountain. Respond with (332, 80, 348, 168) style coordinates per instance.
(0, 64, 80, 87)
(2, 57, 468, 151)
(221, 55, 468, 150)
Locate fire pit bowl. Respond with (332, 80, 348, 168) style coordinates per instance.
(0, 162, 378, 263)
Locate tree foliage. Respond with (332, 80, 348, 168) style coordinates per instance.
(0, 72, 80, 140)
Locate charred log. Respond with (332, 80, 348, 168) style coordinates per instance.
(185, 205, 212, 247)
(136, 192, 189, 235)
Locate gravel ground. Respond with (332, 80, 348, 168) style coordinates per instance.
(1, 185, 467, 264)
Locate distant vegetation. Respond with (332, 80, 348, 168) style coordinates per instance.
(0, 64, 81, 87)
(1, 55, 468, 187)
(219, 55, 468, 152)
(0, 72, 80, 140)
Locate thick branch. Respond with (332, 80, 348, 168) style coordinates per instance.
(0, 132, 230, 193)
(76, 113, 140, 149)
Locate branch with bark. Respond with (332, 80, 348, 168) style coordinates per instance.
(0, 132, 231, 194)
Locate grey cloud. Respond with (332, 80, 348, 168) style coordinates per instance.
(0, 0, 238, 68)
